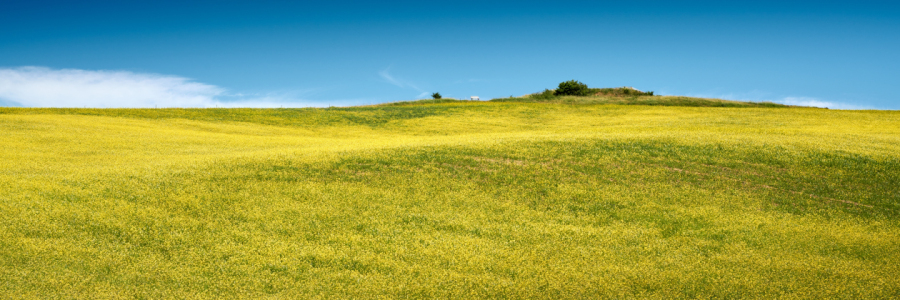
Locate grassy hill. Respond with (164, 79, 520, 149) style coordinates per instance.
(491, 94, 788, 107)
(1, 99, 899, 298)
(385, 94, 787, 107)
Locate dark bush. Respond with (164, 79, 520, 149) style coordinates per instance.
(554, 80, 589, 96)
(431, 92, 442, 99)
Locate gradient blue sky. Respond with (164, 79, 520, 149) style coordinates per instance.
(1, 0, 898, 109)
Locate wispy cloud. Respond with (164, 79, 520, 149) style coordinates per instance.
(378, 67, 427, 98)
(0, 66, 354, 108)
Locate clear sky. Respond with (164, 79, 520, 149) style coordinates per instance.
(1, 0, 898, 109)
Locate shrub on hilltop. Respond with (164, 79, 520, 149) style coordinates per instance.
(554, 80, 590, 96)
(524, 80, 657, 101)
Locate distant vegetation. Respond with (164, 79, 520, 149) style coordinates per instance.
(381, 80, 782, 108)
(592, 87, 654, 97)
(388, 82, 782, 108)
(492, 94, 786, 107)
(486, 80, 782, 108)
(537, 80, 656, 98)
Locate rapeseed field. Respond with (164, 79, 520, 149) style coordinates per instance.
(1, 101, 898, 298)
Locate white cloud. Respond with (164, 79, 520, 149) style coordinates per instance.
(684, 91, 870, 110)
(775, 97, 869, 110)
(0, 66, 361, 108)
(0, 66, 224, 108)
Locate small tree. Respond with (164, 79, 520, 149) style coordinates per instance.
(431, 92, 442, 99)
(554, 80, 589, 96)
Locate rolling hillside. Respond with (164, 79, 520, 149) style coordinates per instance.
(1, 99, 898, 298)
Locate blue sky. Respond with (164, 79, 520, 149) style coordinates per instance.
(1, 0, 898, 109)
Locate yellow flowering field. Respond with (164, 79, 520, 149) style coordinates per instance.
(1, 101, 898, 298)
